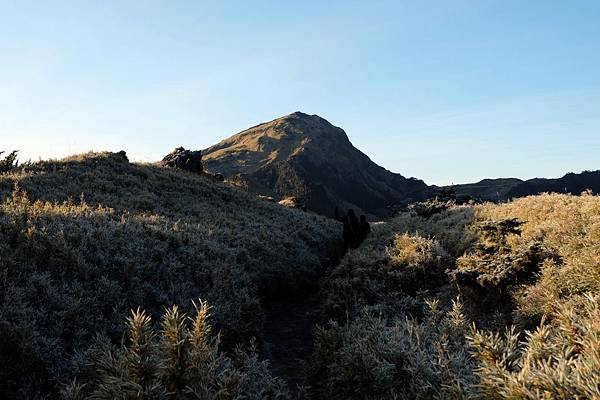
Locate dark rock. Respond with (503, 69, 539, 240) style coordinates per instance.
(115, 150, 129, 162)
(161, 147, 203, 174)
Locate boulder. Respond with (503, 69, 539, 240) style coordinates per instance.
(161, 147, 203, 174)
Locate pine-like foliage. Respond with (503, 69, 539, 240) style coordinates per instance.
(0, 152, 339, 397)
(63, 300, 290, 400)
(0, 150, 18, 173)
(310, 193, 600, 399)
(469, 294, 600, 399)
(308, 299, 475, 400)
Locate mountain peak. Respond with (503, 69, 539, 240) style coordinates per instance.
(270, 110, 329, 126)
(203, 113, 429, 217)
(282, 111, 321, 120)
(285, 111, 311, 118)
(273, 111, 334, 129)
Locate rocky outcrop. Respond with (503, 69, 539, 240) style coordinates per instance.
(160, 147, 203, 174)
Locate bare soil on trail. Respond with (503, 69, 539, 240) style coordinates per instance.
(263, 298, 320, 387)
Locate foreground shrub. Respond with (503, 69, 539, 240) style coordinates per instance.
(469, 294, 600, 399)
(307, 299, 475, 400)
(63, 300, 290, 400)
(312, 205, 476, 399)
(312, 193, 600, 399)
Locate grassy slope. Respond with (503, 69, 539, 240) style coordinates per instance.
(0, 152, 340, 398)
(3, 150, 599, 399)
(310, 193, 600, 399)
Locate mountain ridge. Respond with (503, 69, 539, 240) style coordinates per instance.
(203, 112, 430, 217)
(202, 111, 599, 213)
(446, 171, 600, 201)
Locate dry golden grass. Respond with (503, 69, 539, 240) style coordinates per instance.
(312, 192, 600, 399)
(477, 192, 600, 301)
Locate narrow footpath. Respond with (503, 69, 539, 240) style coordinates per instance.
(262, 297, 320, 387)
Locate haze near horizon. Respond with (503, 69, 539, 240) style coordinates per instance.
(2, 1, 599, 185)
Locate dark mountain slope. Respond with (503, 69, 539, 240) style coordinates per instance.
(444, 178, 524, 201)
(447, 171, 600, 201)
(507, 170, 600, 198)
(203, 112, 429, 217)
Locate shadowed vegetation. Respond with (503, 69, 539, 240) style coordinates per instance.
(0, 150, 19, 174)
(62, 300, 292, 400)
(0, 152, 340, 399)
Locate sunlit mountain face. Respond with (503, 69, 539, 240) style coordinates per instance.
(203, 112, 431, 218)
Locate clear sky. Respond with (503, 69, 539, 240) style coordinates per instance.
(1, 1, 599, 185)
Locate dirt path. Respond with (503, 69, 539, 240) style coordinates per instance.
(262, 298, 319, 387)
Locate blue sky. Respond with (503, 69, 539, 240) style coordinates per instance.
(1, 1, 599, 185)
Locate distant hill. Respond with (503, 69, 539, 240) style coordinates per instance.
(444, 178, 524, 201)
(203, 112, 430, 217)
(506, 170, 600, 198)
(447, 171, 600, 201)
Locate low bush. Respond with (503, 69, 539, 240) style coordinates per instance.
(311, 193, 600, 399)
(63, 300, 291, 400)
(307, 299, 475, 400)
(451, 218, 560, 290)
(322, 231, 451, 319)
(409, 198, 453, 219)
(469, 294, 600, 399)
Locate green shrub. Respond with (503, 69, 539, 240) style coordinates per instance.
(476, 193, 600, 324)
(313, 193, 600, 399)
(63, 300, 291, 400)
(469, 294, 600, 399)
(322, 231, 451, 319)
(5, 151, 600, 399)
(307, 299, 475, 400)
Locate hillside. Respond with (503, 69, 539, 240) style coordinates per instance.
(507, 169, 600, 198)
(0, 152, 340, 398)
(203, 112, 430, 217)
(446, 178, 523, 201)
(448, 171, 600, 201)
(307, 192, 600, 399)
(3, 151, 600, 399)
(203, 113, 600, 211)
